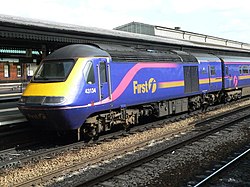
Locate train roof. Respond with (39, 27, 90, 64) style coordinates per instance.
(45, 44, 199, 63)
(45, 44, 111, 60)
(190, 53, 250, 63)
(191, 53, 221, 62)
(218, 55, 250, 63)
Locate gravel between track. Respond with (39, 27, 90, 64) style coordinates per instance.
(1, 100, 250, 186)
(105, 120, 250, 187)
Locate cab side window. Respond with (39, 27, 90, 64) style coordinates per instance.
(83, 61, 95, 84)
(100, 62, 107, 83)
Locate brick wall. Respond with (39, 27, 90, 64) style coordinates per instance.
(0, 63, 27, 82)
(0, 64, 3, 80)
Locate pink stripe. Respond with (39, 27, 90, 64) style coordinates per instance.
(112, 63, 177, 100)
(83, 63, 178, 107)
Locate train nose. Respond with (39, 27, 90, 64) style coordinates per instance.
(18, 105, 86, 130)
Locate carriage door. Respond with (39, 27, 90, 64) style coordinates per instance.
(183, 66, 199, 93)
(208, 64, 217, 91)
(97, 59, 112, 101)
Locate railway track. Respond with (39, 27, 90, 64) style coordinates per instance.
(2, 100, 250, 186)
(0, 117, 30, 150)
(73, 104, 250, 187)
(192, 146, 250, 187)
(0, 100, 26, 128)
(0, 103, 28, 129)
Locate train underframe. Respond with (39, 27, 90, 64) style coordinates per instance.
(79, 87, 248, 141)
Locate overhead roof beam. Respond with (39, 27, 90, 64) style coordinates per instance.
(0, 14, 250, 57)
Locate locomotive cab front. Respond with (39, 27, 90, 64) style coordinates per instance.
(19, 59, 74, 105)
(18, 44, 111, 131)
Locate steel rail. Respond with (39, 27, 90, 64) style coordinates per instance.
(74, 109, 250, 187)
(194, 148, 250, 187)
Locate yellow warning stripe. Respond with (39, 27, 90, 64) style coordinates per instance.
(158, 78, 222, 89)
(158, 81, 184, 88)
(239, 75, 250, 80)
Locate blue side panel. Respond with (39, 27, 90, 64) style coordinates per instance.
(66, 59, 225, 129)
(108, 62, 198, 108)
(220, 56, 250, 89)
(224, 63, 239, 89)
(198, 61, 223, 92)
(224, 63, 250, 89)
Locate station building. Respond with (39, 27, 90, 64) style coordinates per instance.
(114, 22, 250, 50)
(0, 59, 25, 82)
(0, 49, 39, 83)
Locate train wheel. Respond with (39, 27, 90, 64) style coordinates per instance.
(238, 93, 242, 99)
(82, 124, 99, 141)
(123, 122, 131, 132)
(226, 95, 231, 102)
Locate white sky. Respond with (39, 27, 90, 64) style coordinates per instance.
(1, 0, 250, 43)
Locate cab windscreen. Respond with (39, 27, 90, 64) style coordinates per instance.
(33, 60, 74, 82)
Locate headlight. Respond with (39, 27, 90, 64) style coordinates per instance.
(42, 97, 66, 105)
(19, 96, 28, 103)
(18, 96, 66, 105)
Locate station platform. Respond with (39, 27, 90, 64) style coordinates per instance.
(0, 93, 22, 101)
(0, 101, 27, 126)
(0, 83, 24, 101)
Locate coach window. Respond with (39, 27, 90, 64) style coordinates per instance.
(242, 66, 249, 74)
(225, 66, 229, 75)
(239, 66, 242, 74)
(210, 66, 216, 75)
(201, 67, 207, 74)
(83, 61, 95, 84)
(4, 64, 10, 78)
(17, 65, 22, 77)
(100, 62, 107, 83)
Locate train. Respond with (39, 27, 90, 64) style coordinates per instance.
(18, 44, 250, 140)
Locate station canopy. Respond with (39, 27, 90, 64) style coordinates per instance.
(1, 14, 250, 62)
